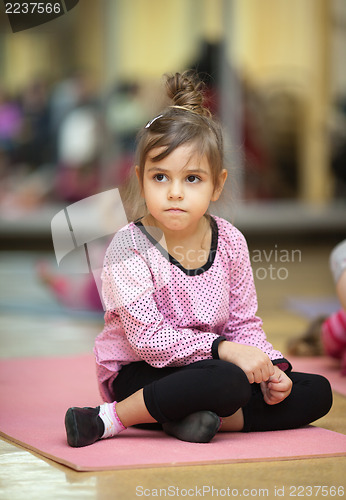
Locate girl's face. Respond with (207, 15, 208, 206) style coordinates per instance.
(136, 143, 227, 235)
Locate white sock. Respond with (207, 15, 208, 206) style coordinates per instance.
(98, 402, 126, 439)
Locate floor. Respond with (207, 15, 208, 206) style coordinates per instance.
(0, 238, 345, 500)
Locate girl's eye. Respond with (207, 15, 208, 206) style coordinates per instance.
(154, 174, 167, 182)
(186, 175, 200, 183)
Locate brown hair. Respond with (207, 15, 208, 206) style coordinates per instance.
(122, 71, 225, 220)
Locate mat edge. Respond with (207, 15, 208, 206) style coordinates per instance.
(1, 431, 345, 473)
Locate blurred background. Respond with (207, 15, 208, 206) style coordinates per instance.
(0, 0, 345, 243)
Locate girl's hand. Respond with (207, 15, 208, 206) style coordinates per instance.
(260, 365, 293, 405)
(218, 341, 275, 384)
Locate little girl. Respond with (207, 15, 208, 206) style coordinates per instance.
(65, 72, 332, 447)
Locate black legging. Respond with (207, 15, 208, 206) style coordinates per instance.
(112, 359, 333, 432)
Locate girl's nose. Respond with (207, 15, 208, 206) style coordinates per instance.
(168, 181, 184, 200)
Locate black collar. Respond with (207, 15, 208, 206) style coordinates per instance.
(134, 215, 218, 276)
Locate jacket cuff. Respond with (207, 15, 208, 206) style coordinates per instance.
(212, 336, 227, 359)
(273, 357, 292, 373)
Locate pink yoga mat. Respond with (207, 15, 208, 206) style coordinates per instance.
(289, 356, 346, 396)
(0, 354, 345, 471)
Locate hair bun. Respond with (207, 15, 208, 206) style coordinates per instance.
(165, 71, 210, 117)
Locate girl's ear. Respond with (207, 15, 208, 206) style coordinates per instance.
(211, 169, 228, 201)
(135, 166, 144, 197)
(135, 165, 140, 182)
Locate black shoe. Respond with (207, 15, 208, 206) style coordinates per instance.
(65, 406, 105, 447)
(162, 411, 221, 443)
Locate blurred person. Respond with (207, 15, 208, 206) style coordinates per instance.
(104, 81, 148, 188)
(192, 42, 274, 200)
(241, 79, 274, 200)
(0, 81, 55, 214)
(191, 40, 221, 115)
(0, 87, 22, 205)
(16, 78, 52, 168)
(37, 261, 103, 312)
(55, 74, 102, 202)
(49, 71, 97, 161)
(329, 97, 346, 199)
(0, 87, 22, 160)
(261, 88, 302, 199)
(106, 81, 147, 155)
(288, 240, 346, 375)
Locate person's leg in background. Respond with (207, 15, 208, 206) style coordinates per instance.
(322, 240, 346, 374)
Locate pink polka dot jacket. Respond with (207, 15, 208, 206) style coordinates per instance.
(94, 215, 289, 402)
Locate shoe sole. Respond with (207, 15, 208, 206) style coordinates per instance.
(65, 408, 80, 447)
(198, 411, 221, 443)
(163, 411, 221, 443)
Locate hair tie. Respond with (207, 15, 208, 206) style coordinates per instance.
(169, 105, 197, 114)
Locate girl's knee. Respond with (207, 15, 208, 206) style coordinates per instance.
(209, 360, 252, 407)
(314, 375, 333, 415)
(299, 373, 333, 419)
